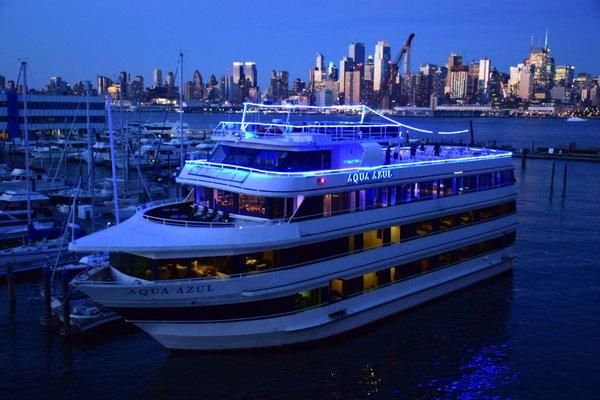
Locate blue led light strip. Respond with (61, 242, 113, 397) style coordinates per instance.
(239, 102, 468, 135)
(186, 150, 513, 178)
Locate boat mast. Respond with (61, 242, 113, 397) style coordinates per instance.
(105, 95, 121, 224)
(21, 61, 32, 229)
(85, 84, 96, 232)
(178, 51, 185, 171)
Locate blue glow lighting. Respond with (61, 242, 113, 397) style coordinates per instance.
(186, 149, 512, 179)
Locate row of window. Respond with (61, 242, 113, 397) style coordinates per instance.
(115, 231, 516, 322)
(0, 101, 105, 110)
(193, 169, 515, 220)
(0, 116, 105, 124)
(111, 200, 516, 281)
(208, 145, 332, 172)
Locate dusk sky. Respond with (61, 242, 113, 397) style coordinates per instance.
(1, 0, 599, 89)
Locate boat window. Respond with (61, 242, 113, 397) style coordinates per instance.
(208, 145, 331, 172)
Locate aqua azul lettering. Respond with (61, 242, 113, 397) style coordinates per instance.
(128, 284, 214, 296)
(347, 169, 392, 184)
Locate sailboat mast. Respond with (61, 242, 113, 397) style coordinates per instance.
(179, 51, 185, 170)
(21, 61, 32, 229)
(106, 94, 121, 224)
(85, 84, 96, 232)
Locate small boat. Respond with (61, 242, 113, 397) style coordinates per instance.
(0, 237, 80, 277)
(566, 116, 587, 122)
(46, 255, 122, 334)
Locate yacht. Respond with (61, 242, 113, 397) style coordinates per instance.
(71, 103, 518, 350)
(0, 167, 68, 193)
(0, 189, 55, 240)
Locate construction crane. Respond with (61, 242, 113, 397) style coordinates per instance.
(379, 32, 415, 109)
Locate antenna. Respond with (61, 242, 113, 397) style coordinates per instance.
(544, 28, 549, 50)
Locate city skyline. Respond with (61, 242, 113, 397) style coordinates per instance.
(0, 0, 599, 89)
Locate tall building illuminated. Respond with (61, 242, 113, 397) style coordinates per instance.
(554, 65, 575, 87)
(153, 68, 163, 88)
(244, 62, 257, 87)
(349, 42, 365, 67)
(373, 40, 391, 92)
(232, 62, 244, 85)
(478, 58, 491, 92)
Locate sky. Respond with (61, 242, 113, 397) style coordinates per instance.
(0, 0, 599, 90)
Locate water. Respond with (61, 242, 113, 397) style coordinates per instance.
(1, 118, 599, 399)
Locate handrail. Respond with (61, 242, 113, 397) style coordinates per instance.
(77, 212, 517, 286)
(186, 148, 513, 178)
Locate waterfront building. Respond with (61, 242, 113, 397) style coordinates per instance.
(0, 92, 105, 139)
(153, 68, 163, 88)
(373, 40, 391, 92)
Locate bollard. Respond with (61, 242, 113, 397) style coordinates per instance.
(562, 162, 568, 198)
(6, 263, 16, 313)
(549, 162, 556, 199)
(41, 265, 56, 328)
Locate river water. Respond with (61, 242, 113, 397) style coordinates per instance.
(0, 117, 599, 399)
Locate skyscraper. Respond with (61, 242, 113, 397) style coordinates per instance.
(344, 70, 362, 105)
(244, 62, 258, 87)
(270, 70, 289, 102)
(166, 72, 175, 89)
(130, 75, 145, 102)
(554, 65, 575, 87)
(529, 31, 554, 92)
(193, 70, 204, 100)
(153, 68, 163, 88)
(327, 62, 338, 81)
(349, 42, 365, 67)
(338, 57, 355, 96)
(232, 62, 244, 85)
(373, 40, 391, 92)
(97, 75, 112, 96)
(478, 58, 491, 93)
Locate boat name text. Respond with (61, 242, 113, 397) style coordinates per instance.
(347, 169, 392, 184)
(127, 285, 214, 296)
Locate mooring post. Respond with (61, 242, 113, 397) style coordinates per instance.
(562, 162, 568, 198)
(6, 263, 16, 313)
(469, 120, 474, 147)
(549, 161, 556, 198)
(41, 265, 55, 328)
(59, 269, 76, 336)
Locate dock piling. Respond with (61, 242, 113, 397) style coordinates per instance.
(562, 162, 568, 198)
(59, 269, 77, 337)
(549, 162, 556, 199)
(6, 263, 16, 313)
(41, 265, 56, 328)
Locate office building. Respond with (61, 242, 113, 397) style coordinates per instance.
(349, 42, 365, 67)
(153, 68, 163, 88)
(373, 40, 391, 92)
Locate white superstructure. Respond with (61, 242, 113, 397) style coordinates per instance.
(71, 103, 518, 350)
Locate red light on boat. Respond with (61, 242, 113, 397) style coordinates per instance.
(317, 177, 326, 185)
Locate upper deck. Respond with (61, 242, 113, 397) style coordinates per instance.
(212, 103, 469, 146)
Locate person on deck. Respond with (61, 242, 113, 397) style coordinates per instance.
(434, 143, 441, 157)
(410, 144, 417, 159)
(419, 141, 425, 152)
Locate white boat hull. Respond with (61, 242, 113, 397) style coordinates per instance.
(133, 253, 513, 350)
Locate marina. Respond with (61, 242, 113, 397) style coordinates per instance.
(1, 0, 599, 396)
